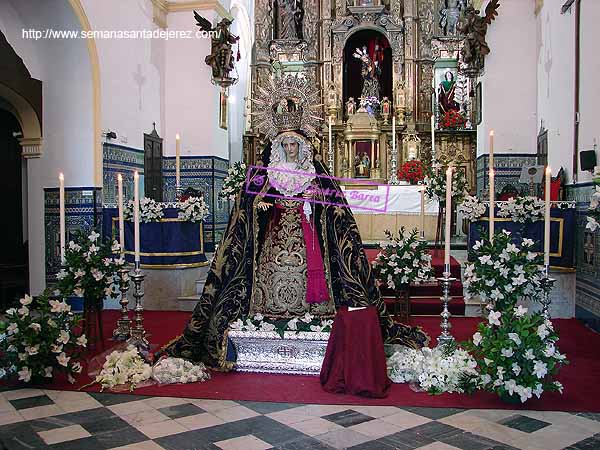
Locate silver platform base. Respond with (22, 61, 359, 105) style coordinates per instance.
(228, 330, 330, 375)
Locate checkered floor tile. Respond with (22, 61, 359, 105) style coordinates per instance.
(1, 388, 600, 449)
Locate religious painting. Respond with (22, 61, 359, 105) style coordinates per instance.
(219, 91, 228, 130)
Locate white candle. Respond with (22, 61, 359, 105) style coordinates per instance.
(134, 171, 140, 263)
(445, 166, 453, 268)
(544, 166, 551, 266)
(489, 130, 495, 241)
(431, 114, 436, 160)
(420, 184, 425, 237)
(175, 133, 181, 189)
(59, 173, 65, 264)
(392, 115, 396, 154)
(117, 173, 124, 254)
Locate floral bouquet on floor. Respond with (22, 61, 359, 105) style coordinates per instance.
(124, 197, 164, 223)
(56, 230, 123, 308)
(86, 344, 154, 392)
(463, 305, 568, 403)
(0, 292, 87, 384)
(424, 163, 467, 207)
(397, 160, 425, 185)
(177, 196, 209, 222)
(498, 196, 545, 223)
(458, 195, 486, 222)
(463, 230, 548, 311)
(219, 161, 248, 201)
(371, 227, 434, 291)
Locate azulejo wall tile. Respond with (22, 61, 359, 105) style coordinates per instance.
(44, 187, 103, 283)
(102, 143, 145, 206)
(476, 154, 539, 197)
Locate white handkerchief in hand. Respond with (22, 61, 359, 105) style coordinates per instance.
(348, 306, 367, 312)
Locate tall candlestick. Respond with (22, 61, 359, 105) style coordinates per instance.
(420, 184, 425, 239)
(489, 130, 495, 241)
(392, 115, 396, 154)
(544, 166, 551, 265)
(134, 171, 140, 262)
(117, 173, 124, 254)
(59, 173, 65, 264)
(444, 166, 453, 269)
(431, 114, 436, 161)
(175, 133, 181, 189)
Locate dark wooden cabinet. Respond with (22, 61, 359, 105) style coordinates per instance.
(144, 125, 163, 201)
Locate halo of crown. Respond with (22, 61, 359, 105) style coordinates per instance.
(251, 73, 323, 139)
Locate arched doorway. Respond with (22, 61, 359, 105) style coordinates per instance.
(0, 108, 28, 308)
(343, 29, 393, 110)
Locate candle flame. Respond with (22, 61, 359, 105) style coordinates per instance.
(134, 171, 139, 179)
(490, 130, 495, 136)
(175, 133, 180, 140)
(117, 173, 122, 181)
(59, 172, 64, 181)
(546, 166, 552, 174)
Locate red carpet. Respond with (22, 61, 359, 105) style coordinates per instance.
(17, 310, 600, 412)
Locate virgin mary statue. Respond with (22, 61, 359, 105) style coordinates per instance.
(162, 76, 428, 369)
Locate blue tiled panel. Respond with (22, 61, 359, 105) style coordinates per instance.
(44, 187, 103, 283)
(476, 154, 539, 197)
(102, 142, 145, 206)
(163, 156, 230, 251)
(566, 183, 600, 330)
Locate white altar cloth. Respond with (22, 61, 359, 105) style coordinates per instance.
(341, 185, 439, 215)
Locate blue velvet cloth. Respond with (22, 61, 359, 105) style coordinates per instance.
(102, 207, 207, 267)
(468, 207, 576, 268)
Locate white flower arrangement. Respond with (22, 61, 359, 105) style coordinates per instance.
(152, 357, 210, 384)
(91, 345, 152, 391)
(458, 195, 486, 222)
(219, 161, 248, 201)
(387, 345, 479, 394)
(124, 197, 164, 223)
(498, 196, 545, 223)
(177, 196, 209, 223)
(464, 306, 567, 403)
(585, 185, 600, 232)
(371, 227, 434, 291)
(229, 313, 333, 338)
(463, 230, 548, 311)
(424, 163, 468, 206)
(0, 293, 87, 384)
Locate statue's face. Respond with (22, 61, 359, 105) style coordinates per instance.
(445, 72, 454, 81)
(283, 139, 299, 162)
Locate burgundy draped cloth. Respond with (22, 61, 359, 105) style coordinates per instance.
(320, 306, 391, 398)
(300, 207, 330, 304)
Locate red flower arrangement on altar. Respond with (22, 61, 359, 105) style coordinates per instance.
(397, 160, 425, 184)
(440, 110, 467, 129)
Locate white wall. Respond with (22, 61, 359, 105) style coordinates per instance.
(164, 10, 227, 158)
(0, 0, 95, 295)
(536, 0, 575, 180)
(477, 0, 538, 157)
(81, 0, 165, 148)
(577, 0, 600, 183)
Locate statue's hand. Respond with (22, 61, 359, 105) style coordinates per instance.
(257, 201, 271, 211)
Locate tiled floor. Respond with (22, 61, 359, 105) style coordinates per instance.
(1, 388, 599, 450)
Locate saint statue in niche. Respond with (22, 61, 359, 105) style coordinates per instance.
(438, 70, 461, 115)
(439, 0, 466, 37)
(353, 46, 381, 100)
(277, 0, 303, 40)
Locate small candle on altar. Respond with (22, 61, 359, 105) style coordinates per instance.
(59, 173, 65, 264)
(117, 173, 124, 254)
(134, 170, 140, 263)
(431, 114, 436, 160)
(444, 166, 453, 268)
(544, 166, 552, 266)
(420, 184, 425, 236)
(489, 130, 495, 241)
(175, 133, 181, 189)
